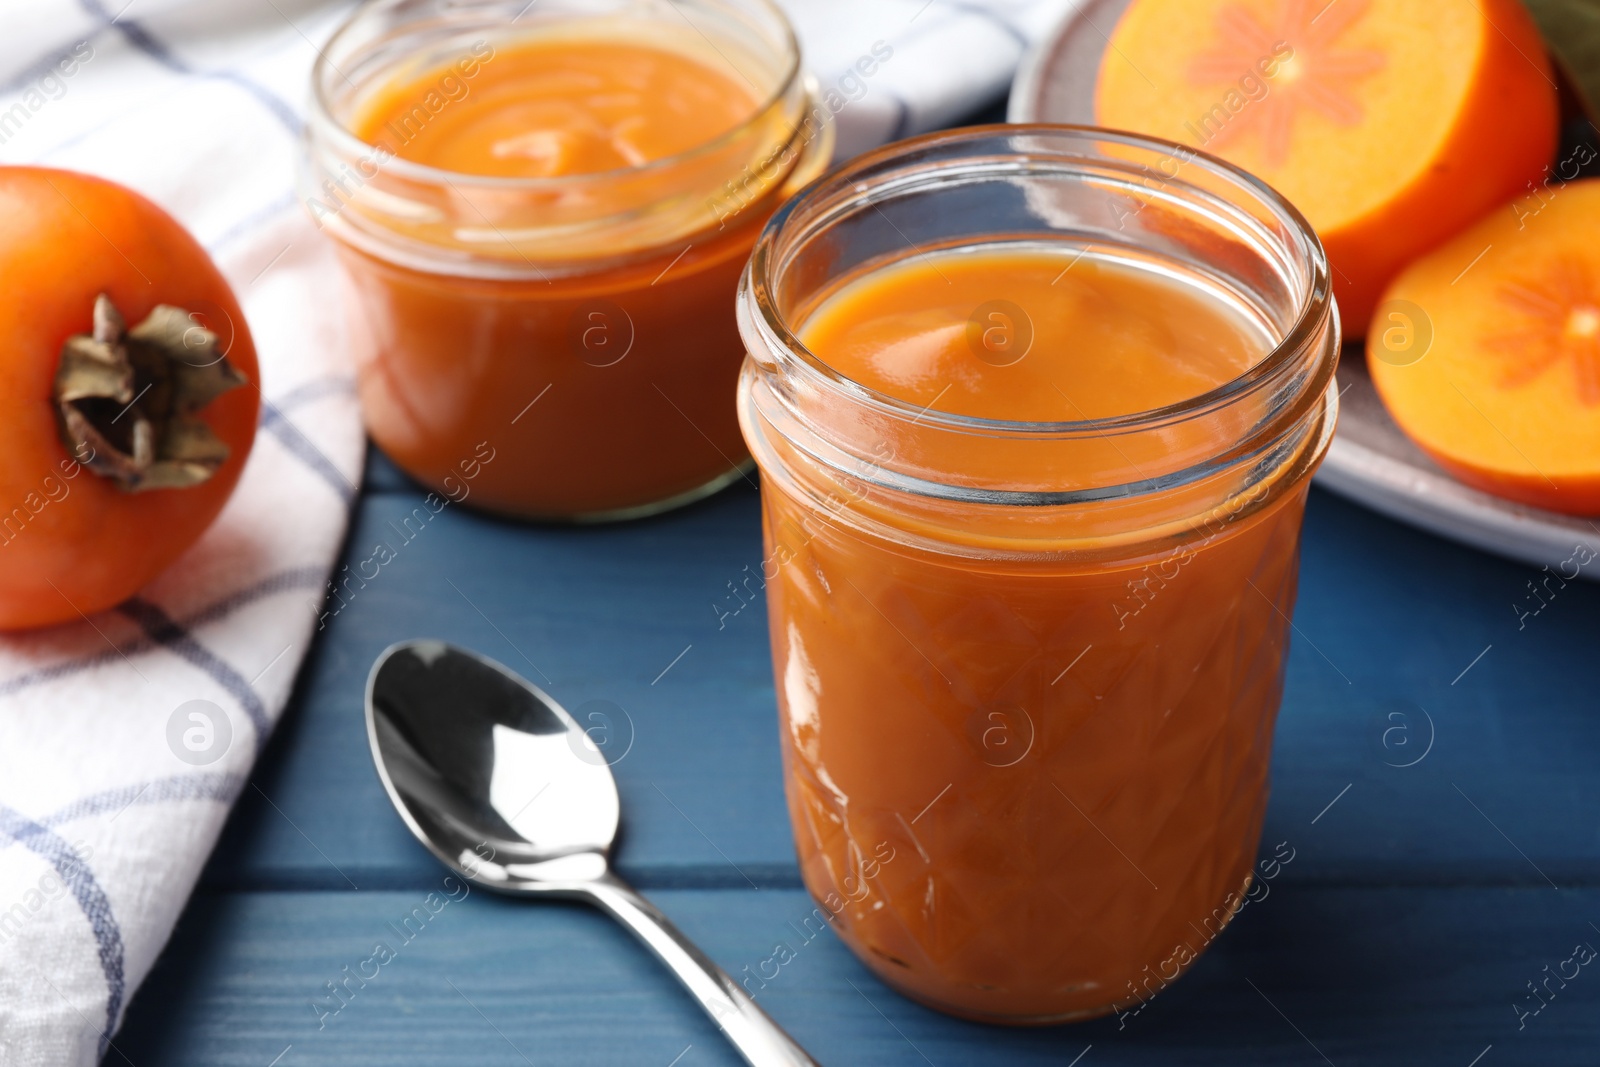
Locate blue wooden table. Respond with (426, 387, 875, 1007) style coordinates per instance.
(108, 432, 1600, 1066)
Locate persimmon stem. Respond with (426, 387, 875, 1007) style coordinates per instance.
(54, 293, 247, 492)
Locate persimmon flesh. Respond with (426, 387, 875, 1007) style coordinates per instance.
(1368, 178, 1600, 515)
(1095, 0, 1559, 337)
(0, 167, 259, 630)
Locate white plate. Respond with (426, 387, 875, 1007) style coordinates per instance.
(1008, 0, 1600, 577)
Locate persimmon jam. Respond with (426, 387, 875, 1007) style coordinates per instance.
(355, 38, 759, 178)
(745, 239, 1323, 1022)
(799, 246, 1265, 420)
(310, 5, 828, 519)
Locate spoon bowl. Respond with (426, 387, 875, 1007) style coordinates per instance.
(368, 640, 618, 886)
(366, 639, 820, 1067)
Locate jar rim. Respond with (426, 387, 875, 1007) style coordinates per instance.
(744, 123, 1334, 441)
(308, 0, 803, 193)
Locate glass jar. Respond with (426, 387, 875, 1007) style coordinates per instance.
(737, 125, 1338, 1023)
(305, 0, 832, 520)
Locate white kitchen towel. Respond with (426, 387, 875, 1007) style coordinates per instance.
(0, 0, 1076, 1063)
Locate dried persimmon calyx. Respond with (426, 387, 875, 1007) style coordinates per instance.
(54, 293, 248, 492)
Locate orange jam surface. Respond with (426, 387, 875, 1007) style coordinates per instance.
(799, 245, 1265, 420)
(355, 37, 759, 177)
(760, 243, 1313, 1022)
(334, 32, 799, 518)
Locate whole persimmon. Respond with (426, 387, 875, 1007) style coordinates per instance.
(0, 167, 259, 630)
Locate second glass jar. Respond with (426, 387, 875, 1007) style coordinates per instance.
(737, 125, 1339, 1023)
(306, 0, 832, 520)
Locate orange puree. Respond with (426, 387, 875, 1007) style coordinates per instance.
(327, 32, 818, 518)
(356, 38, 758, 177)
(799, 246, 1264, 420)
(761, 243, 1312, 1022)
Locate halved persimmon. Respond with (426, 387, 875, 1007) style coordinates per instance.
(1368, 177, 1600, 515)
(0, 167, 259, 630)
(1095, 0, 1559, 337)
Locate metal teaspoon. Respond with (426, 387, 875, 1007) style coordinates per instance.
(365, 639, 821, 1067)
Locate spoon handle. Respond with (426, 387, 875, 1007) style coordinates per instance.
(585, 872, 822, 1067)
